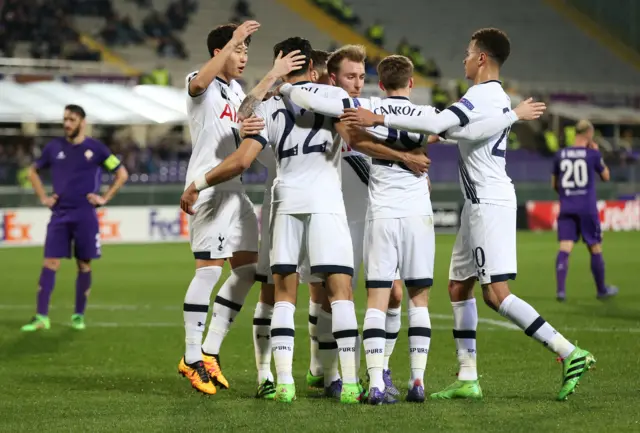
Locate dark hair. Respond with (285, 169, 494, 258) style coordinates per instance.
(377, 55, 413, 91)
(311, 49, 331, 71)
(471, 28, 511, 66)
(64, 104, 86, 119)
(327, 44, 366, 75)
(207, 24, 251, 57)
(273, 37, 313, 77)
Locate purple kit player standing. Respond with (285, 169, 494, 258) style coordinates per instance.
(552, 119, 618, 301)
(21, 105, 129, 332)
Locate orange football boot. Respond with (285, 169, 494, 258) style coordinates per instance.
(178, 357, 216, 395)
(202, 353, 230, 389)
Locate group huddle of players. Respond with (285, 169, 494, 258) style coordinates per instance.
(20, 19, 614, 406)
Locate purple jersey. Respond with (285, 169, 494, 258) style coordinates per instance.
(34, 137, 120, 210)
(552, 147, 604, 215)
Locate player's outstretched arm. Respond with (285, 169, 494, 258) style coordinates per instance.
(280, 84, 346, 118)
(237, 51, 306, 120)
(340, 106, 460, 135)
(335, 122, 430, 175)
(188, 21, 260, 97)
(180, 138, 264, 214)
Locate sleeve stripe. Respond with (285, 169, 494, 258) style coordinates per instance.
(342, 98, 351, 109)
(103, 154, 122, 171)
(245, 134, 268, 149)
(447, 105, 470, 127)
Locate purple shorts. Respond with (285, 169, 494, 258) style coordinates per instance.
(557, 212, 602, 246)
(44, 208, 101, 260)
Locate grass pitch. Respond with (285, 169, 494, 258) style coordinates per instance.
(1, 232, 639, 432)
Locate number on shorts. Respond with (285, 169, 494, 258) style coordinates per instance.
(95, 233, 102, 255)
(474, 247, 485, 268)
(273, 109, 328, 160)
(491, 107, 511, 158)
(560, 159, 588, 188)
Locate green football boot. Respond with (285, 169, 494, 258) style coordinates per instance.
(275, 383, 296, 403)
(256, 379, 276, 400)
(430, 379, 483, 400)
(340, 382, 364, 404)
(71, 314, 86, 331)
(306, 370, 324, 389)
(21, 314, 51, 332)
(558, 347, 596, 401)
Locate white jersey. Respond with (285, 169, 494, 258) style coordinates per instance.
(251, 81, 350, 215)
(344, 96, 432, 219)
(256, 147, 277, 200)
(448, 81, 516, 207)
(184, 72, 245, 206)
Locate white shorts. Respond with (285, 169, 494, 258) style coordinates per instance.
(256, 195, 273, 284)
(449, 202, 517, 285)
(189, 191, 258, 260)
(270, 213, 354, 278)
(364, 215, 435, 289)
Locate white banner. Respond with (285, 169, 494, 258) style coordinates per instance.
(0, 205, 263, 248)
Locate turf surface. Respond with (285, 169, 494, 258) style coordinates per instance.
(1, 232, 639, 432)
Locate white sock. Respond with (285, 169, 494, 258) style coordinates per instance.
(363, 308, 386, 391)
(183, 266, 222, 364)
(317, 309, 340, 387)
(271, 301, 296, 384)
(408, 307, 431, 385)
(452, 298, 478, 381)
(308, 301, 323, 376)
(499, 294, 575, 358)
(253, 302, 274, 383)
(202, 263, 256, 355)
(384, 307, 401, 370)
(331, 300, 359, 384)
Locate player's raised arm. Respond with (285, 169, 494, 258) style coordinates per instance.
(237, 50, 306, 120)
(188, 21, 260, 98)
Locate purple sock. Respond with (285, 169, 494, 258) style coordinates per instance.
(36, 267, 57, 316)
(75, 271, 92, 315)
(590, 253, 607, 295)
(555, 251, 569, 297)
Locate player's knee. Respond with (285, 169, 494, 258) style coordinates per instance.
(76, 260, 91, 272)
(588, 243, 602, 254)
(259, 283, 275, 306)
(482, 282, 511, 311)
(325, 273, 351, 301)
(448, 278, 475, 302)
(367, 288, 390, 311)
(407, 287, 429, 308)
(388, 280, 403, 308)
(43, 258, 61, 271)
(559, 241, 574, 253)
(308, 282, 325, 303)
(229, 250, 258, 269)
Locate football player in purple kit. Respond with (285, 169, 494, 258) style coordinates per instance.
(21, 105, 129, 332)
(552, 120, 618, 302)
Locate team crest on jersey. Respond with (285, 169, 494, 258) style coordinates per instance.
(459, 97, 475, 111)
(84, 149, 93, 160)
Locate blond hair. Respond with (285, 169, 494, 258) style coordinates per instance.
(576, 119, 594, 134)
(327, 44, 366, 75)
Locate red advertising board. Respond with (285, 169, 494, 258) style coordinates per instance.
(526, 200, 640, 231)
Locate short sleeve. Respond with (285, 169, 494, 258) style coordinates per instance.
(244, 101, 269, 149)
(34, 141, 53, 170)
(95, 141, 121, 172)
(447, 87, 483, 127)
(186, 71, 207, 100)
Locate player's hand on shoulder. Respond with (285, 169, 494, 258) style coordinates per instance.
(402, 149, 431, 176)
(240, 115, 265, 138)
(427, 134, 440, 144)
(180, 183, 199, 216)
(513, 97, 546, 121)
(86, 193, 107, 207)
(588, 140, 599, 150)
(41, 194, 58, 209)
(271, 50, 307, 78)
(231, 20, 260, 46)
(340, 107, 382, 128)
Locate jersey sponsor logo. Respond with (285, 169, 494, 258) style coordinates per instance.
(97, 209, 121, 240)
(0, 211, 32, 242)
(459, 97, 474, 111)
(149, 209, 189, 239)
(219, 103, 238, 123)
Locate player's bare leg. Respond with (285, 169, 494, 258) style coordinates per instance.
(179, 256, 225, 395)
(201, 250, 258, 388)
(383, 280, 403, 396)
(71, 259, 92, 330)
(555, 240, 574, 301)
(254, 282, 276, 399)
(405, 285, 431, 403)
(483, 281, 596, 400)
(306, 281, 325, 388)
(21, 258, 60, 332)
(271, 271, 299, 402)
(326, 272, 363, 404)
(586, 243, 618, 300)
(430, 277, 483, 400)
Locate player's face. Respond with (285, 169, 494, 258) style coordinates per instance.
(222, 43, 248, 79)
(63, 110, 84, 139)
(463, 40, 480, 80)
(332, 60, 365, 97)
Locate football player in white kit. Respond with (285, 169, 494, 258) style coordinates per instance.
(343, 28, 595, 402)
(177, 21, 305, 395)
